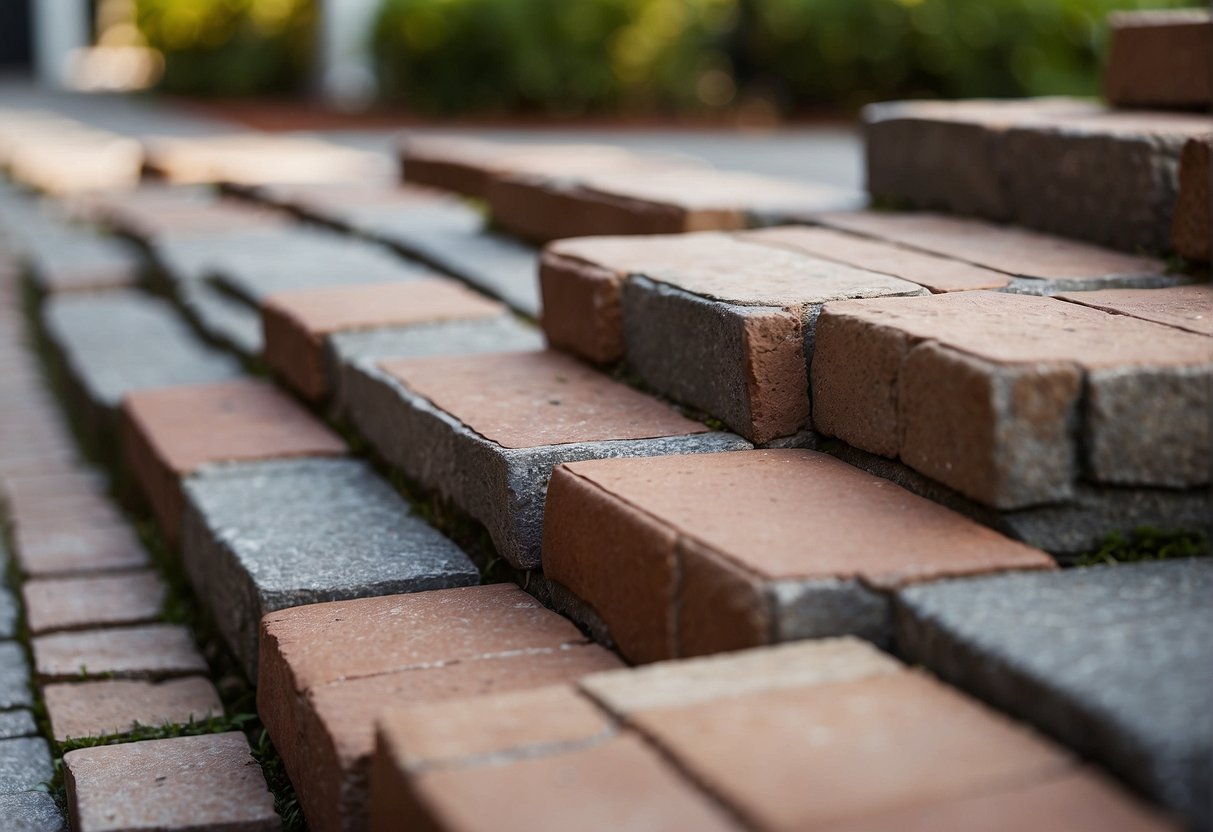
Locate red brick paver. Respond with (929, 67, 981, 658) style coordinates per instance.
(543, 450, 1053, 662)
(263, 278, 504, 400)
(1104, 10, 1212, 109)
(1057, 284, 1213, 337)
(23, 570, 166, 634)
(122, 378, 347, 541)
(44, 677, 222, 741)
(1173, 136, 1211, 262)
(32, 623, 208, 682)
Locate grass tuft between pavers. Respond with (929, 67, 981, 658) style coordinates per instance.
(1074, 527, 1210, 567)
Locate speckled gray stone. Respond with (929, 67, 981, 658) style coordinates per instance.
(0, 737, 53, 794)
(894, 558, 1213, 829)
(342, 361, 750, 569)
(181, 457, 478, 680)
(0, 792, 66, 831)
(0, 198, 141, 293)
(329, 315, 544, 414)
(0, 586, 18, 639)
(0, 710, 37, 740)
(40, 290, 242, 412)
(176, 278, 264, 359)
(0, 643, 33, 710)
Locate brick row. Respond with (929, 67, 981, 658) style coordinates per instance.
(1103, 10, 1212, 110)
(0, 108, 142, 195)
(863, 97, 1212, 253)
(141, 133, 391, 187)
(369, 638, 1173, 832)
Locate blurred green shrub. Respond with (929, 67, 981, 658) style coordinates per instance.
(371, 0, 1201, 114)
(137, 0, 315, 95)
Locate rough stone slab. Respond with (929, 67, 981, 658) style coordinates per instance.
(348, 349, 748, 568)
(122, 378, 346, 543)
(544, 450, 1052, 663)
(813, 210, 1175, 290)
(1104, 10, 1212, 110)
(176, 278, 264, 359)
(39, 290, 242, 437)
(31, 623, 208, 683)
(894, 558, 1213, 829)
(862, 99, 1213, 253)
(0, 737, 54, 795)
(182, 457, 479, 680)
(0, 642, 33, 710)
(542, 233, 923, 442)
(0, 792, 66, 831)
(812, 291, 1212, 507)
(44, 677, 223, 741)
(1173, 136, 1212, 262)
(739, 225, 1012, 292)
(64, 732, 278, 832)
(490, 167, 865, 244)
(12, 521, 150, 578)
(0, 710, 37, 739)
(258, 586, 623, 832)
(23, 571, 166, 634)
(0, 586, 17, 639)
(1057, 284, 1213, 336)
(262, 278, 505, 401)
(328, 315, 544, 413)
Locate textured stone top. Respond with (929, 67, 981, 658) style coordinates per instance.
(821, 291, 1213, 369)
(813, 212, 1166, 281)
(263, 278, 504, 337)
(579, 168, 863, 215)
(549, 232, 922, 307)
(381, 350, 708, 448)
(562, 450, 1054, 586)
(124, 378, 346, 473)
(740, 226, 1012, 293)
(1057, 284, 1213, 337)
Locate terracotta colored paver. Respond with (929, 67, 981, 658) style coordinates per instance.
(1173, 136, 1211, 262)
(258, 585, 623, 832)
(739, 225, 1012, 292)
(544, 450, 1053, 662)
(539, 233, 921, 442)
(122, 377, 346, 542)
(23, 570, 166, 634)
(1104, 10, 1212, 109)
(32, 623, 208, 682)
(44, 677, 222, 741)
(64, 732, 278, 832)
(1057, 284, 1213, 337)
(262, 278, 504, 400)
(382, 349, 708, 449)
(813, 211, 1167, 285)
(812, 291, 1213, 506)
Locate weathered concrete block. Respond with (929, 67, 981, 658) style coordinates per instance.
(543, 450, 1053, 664)
(342, 349, 749, 569)
(0, 792, 65, 831)
(182, 457, 479, 681)
(895, 559, 1213, 829)
(1104, 10, 1212, 110)
(0, 737, 53, 795)
(0, 642, 33, 710)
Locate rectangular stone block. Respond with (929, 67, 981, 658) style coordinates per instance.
(1057, 284, 1213, 337)
(257, 586, 623, 832)
(12, 521, 150, 578)
(182, 457, 479, 680)
(1173, 136, 1211, 262)
(1104, 10, 1212, 110)
(31, 623, 208, 683)
(895, 558, 1213, 829)
(343, 348, 748, 568)
(541, 232, 923, 443)
(0, 736, 54, 796)
(543, 450, 1052, 663)
(44, 677, 222, 741)
(121, 377, 346, 543)
(23, 571, 166, 634)
(261, 278, 506, 401)
(811, 291, 1213, 508)
(0, 642, 34, 710)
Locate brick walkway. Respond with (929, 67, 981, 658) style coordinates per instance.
(0, 13, 1210, 829)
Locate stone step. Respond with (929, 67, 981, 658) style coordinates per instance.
(182, 457, 480, 680)
(239, 182, 543, 317)
(1104, 10, 1212, 110)
(541, 231, 924, 441)
(811, 291, 1212, 508)
(1174, 136, 1211, 262)
(543, 449, 1053, 663)
(258, 585, 623, 832)
(341, 348, 748, 568)
(39, 290, 243, 446)
(863, 98, 1212, 252)
(487, 166, 865, 244)
(895, 557, 1213, 830)
(121, 377, 347, 543)
(261, 277, 516, 402)
(64, 732, 279, 832)
(370, 638, 1172, 832)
